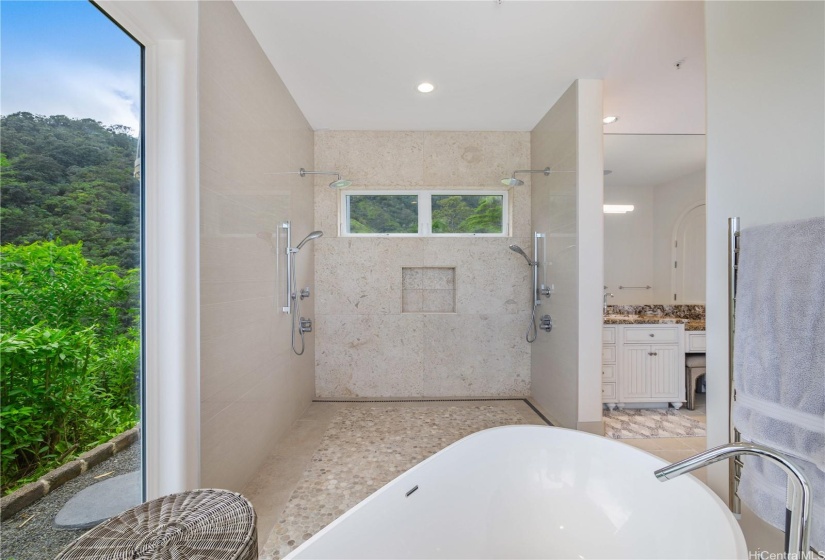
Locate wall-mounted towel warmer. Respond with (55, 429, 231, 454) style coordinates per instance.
(728, 217, 742, 516)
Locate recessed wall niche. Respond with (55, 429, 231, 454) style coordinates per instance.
(402, 267, 456, 313)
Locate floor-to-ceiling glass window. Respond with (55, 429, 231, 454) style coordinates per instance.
(1, 2, 143, 557)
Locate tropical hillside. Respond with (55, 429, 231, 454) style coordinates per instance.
(1, 112, 140, 270)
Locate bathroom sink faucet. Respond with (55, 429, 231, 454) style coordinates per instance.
(603, 292, 614, 314)
(654, 442, 811, 556)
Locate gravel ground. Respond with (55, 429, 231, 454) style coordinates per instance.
(1, 443, 140, 560)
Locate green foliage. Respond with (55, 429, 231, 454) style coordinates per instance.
(432, 195, 503, 234)
(0, 112, 140, 269)
(0, 242, 139, 494)
(1, 241, 137, 334)
(349, 195, 419, 234)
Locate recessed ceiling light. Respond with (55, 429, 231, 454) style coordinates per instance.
(417, 82, 435, 93)
(603, 204, 634, 214)
(603, 116, 619, 125)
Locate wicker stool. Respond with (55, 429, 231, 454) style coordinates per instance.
(55, 489, 257, 560)
(685, 353, 707, 411)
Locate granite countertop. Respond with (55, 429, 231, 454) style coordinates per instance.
(603, 316, 706, 331)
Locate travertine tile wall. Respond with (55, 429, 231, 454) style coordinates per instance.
(314, 131, 532, 398)
(199, 2, 315, 491)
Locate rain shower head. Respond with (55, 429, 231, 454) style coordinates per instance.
(501, 167, 552, 187)
(299, 168, 352, 189)
(296, 230, 323, 250)
(509, 244, 536, 266)
(329, 176, 352, 189)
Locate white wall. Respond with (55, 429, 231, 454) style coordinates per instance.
(604, 185, 655, 304)
(198, 1, 316, 491)
(531, 80, 604, 431)
(705, 0, 824, 514)
(652, 170, 705, 303)
(576, 80, 605, 431)
(603, 171, 705, 305)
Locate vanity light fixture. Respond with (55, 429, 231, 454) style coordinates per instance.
(417, 82, 435, 93)
(603, 205, 635, 214)
(603, 116, 619, 124)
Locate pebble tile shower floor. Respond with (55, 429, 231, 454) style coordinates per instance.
(256, 402, 540, 560)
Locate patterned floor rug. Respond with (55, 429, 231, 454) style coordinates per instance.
(261, 405, 525, 560)
(603, 409, 706, 439)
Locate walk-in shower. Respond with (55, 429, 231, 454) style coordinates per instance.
(282, 222, 323, 355)
(510, 232, 551, 342)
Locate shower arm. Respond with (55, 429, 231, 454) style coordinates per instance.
(511, 168, 551, 180)
(299, 168, 343, 182)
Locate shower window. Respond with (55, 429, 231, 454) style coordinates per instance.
(342, 191, 508, 237)
(431, 194, 504, 234)
(345, 194, 419, 234)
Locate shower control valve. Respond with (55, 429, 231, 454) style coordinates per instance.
(300, 287, 311, 300)
(299, 317, 313, 333)
(539, 315, 553, 332)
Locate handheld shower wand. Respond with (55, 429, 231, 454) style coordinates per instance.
(508, 244, 537, 266)
(284, 226, 324, 355)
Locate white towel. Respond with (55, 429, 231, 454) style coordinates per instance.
(732, 216, 825, 552)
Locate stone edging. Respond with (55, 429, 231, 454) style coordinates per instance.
(0, 426, 139, 521)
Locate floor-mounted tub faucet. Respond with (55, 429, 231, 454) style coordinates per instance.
(654, 442, 811, 557)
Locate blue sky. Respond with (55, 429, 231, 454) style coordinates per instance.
(1, 1, 141, 133)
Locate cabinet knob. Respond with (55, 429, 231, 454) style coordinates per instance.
(649, 333, 655, 337)
(648, 352, 658, 356)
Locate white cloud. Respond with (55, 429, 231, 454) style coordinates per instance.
(1, 57, 141, 135)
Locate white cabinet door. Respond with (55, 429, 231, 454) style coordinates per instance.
(621, 346, 651, 399)
(650, 345, 680, 399)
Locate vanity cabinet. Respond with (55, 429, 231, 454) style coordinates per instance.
(602, 327, 618, 407)
(685, 331, 706, 352)
(602, 324, 685, 410)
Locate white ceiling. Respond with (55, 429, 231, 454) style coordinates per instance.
(235, 1, 705, 134)
(603, 134, 706, 188)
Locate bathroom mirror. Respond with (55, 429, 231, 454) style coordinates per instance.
(603, 134, 706, 305)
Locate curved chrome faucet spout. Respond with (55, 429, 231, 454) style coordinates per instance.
(654, 442, 811, 556)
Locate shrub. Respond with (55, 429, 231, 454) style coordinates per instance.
(0, 241, 139, 493)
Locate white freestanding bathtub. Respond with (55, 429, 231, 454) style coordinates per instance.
(286, 426, 747, 559)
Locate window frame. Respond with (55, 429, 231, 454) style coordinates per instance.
(341, 189, 510, 237)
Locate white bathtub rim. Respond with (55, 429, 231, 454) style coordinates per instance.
(285, 425, 748, 559)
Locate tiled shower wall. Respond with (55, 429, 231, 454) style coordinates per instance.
(198, 2, 315, 490)
(313, 131, 532, 398)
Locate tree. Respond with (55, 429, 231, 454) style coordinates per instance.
(0, 113, 140, 269)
